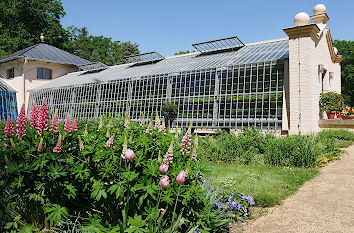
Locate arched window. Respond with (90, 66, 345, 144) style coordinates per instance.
(37, 67, 52, 79)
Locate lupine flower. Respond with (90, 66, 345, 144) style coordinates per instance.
(175, 126, 179, 139)
(192, 134, 198, 161)
(72, 119, 78, 132)
(84, 124, 88, 136)
(121, 136, 128, 159)
(105, 134, 115, 148)
(159, 208, 166, 214)
(78, 135, 84, 151)
(180, 122, 192, 155)
(98, 116, 103, 130)
(4, 115, 15, 137)
(106, 126, 110, 137)
(53, 135, 62, 153)
(16, 104, 27, 139)
(49, 109, 59, 133)
(64, 114, 72, 134)
(124, 113, 130, 129)
(145, 114, 153, 134)
(140, 112, 145, 126)
(36, 98, 48, 135)
(107, 114, 113, 128)
(37, 138, 43, 152)
(154, 110, 161, 129)
(159, 175, 170, 188)
(163, 140, 174, 164)
(176, 170, 186, 184)
(159, 162, 169, 173)
(30, 101, 39, 129)
(158, 116, 166, 133)
(10, 138, 16, 148)
(124, 149, 135, 160)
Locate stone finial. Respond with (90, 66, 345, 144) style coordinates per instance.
(294, 12, 310, 26)
(40, 33, 44, 42)
(314, 4, 326, 15)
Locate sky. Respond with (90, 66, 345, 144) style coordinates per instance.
(61, 0, 354, 57)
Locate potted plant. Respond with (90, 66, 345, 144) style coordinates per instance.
(319, 91, 345, 119)
(340, 107, 354, 119)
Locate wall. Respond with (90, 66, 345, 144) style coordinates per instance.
(0, 58, 78, 112)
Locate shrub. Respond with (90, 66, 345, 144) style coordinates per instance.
(0, 101, 236, 232)
(319, 91, 345, 112)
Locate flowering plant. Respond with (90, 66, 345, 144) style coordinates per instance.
(319, 91, 345, 112)
(0, 100, 236, 232)
(340, 107, 354, 116)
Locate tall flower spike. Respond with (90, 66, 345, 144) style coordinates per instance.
(159, 116, 166, 133)
(107, 114, 113, 128)
(163, 140, 174, 164)
(98, 116, 103, 130)
(106, 126, 110, 137)
(192, 134, 198, 161)
(155, 110, 161, 129)
(50, 109, 59, 133)
(53, 135, 62, 153)
(145, 114, 153, 134)
(72, 119, 78, 132)
(10, 138, 16, 148)
(16, 103, 27, 139)
(37, 138, 43, 152)
(175, 126, 179, 139)
(121, 136, 128, 159)
(30, 101, 39, 129)
(78, 135, 84, 151)
(64, 114, 72, 134)
(36, 98, 48, 135)
(180, 122, 192, 155)
(84, 124, 88, 136)
(140, 112, 145, 126)
(105, 133, 115, 148)
(124, 112, 130, 129)
(4, 115, 15, 137)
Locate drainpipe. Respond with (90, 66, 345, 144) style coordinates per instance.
(23, 58, 28, 107)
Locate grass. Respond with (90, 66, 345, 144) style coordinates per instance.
(205, 163, 319, 207)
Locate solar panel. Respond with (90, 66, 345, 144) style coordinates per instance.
(127, 52, 165, 65)
(78, 62, 108, 73)
(192, 36, 245, 54)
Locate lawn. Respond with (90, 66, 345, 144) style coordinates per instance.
(205, 163, 319, 207)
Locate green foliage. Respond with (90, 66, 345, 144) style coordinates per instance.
(333, 40, 354, 106)
(161, 102, 178, 128)
(0, 115, 232, 232)
(319, 91, 345, 112)
(199, 128, 354, 167)
(174, 50, 195, 56)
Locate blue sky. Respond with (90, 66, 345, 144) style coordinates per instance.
(61, 0, 354, 57)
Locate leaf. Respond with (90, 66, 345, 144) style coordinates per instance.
(44, 204, 68, 226)
(91, 180, 107, 201)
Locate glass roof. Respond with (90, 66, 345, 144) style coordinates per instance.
(192, 36, 244, 54)
(127, 52, 165, 65)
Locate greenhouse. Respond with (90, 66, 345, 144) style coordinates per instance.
(0, 78, 18, 121)
(28, 37, 288, 130)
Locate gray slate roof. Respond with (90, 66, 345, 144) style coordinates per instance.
(32, 38, 289, 91)
(0, 43, 91, 66)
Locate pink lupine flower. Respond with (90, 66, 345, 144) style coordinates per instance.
(125, 149, 135, 160)
(121, 136, 128, 158)
(49, 109, 59, 133)
(154, 111, 161, 129)
(16, 104, 27, 139)
(4, 115, 15, 137)
(163, 140, 174, 164)
(159, 162, 169, 173)
(145, 114, 153, 134)
(159, 175, 170, 188)
(176, 170, 186, 184)
(124, 113, 130, 129)
(105, 134, 115, 148)
(180, 123, 192, 155)
(37, 138, 43, 152)
(78, 135, 84, 151)
(53, 135, 62, 153)
(30, 101, 39, 129)
(64, 114, 72, 134)
(140, 113, 145, 127)
(36, 98, 48, 135)
(72, 119, 78, 132)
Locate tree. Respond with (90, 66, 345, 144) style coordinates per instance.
(66, 27, 139, 66)
(174, 50, 195, 56)
(161, 102, 178, 129)
(333, 40, 354, 106)
(0, 0, 69, 56)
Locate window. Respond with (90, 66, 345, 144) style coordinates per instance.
(37, 67, 52, 79)
(7, 68, 15, 79)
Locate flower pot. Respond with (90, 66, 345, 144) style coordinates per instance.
(342, 115, 354, 120)
(336, 111, 342, 118)
(326, 111, 336, 119)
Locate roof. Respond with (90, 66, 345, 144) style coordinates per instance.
(0, 43, 91, 66)
(0, 78, 16, 91)
(32, 38, 289, 91)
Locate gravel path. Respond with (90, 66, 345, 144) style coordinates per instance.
(242, 145, 354, 233)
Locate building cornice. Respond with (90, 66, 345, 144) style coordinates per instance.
(310, 13, 329, 24)
(325, 29, 343, 63)
(283, 24, 320, 40)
